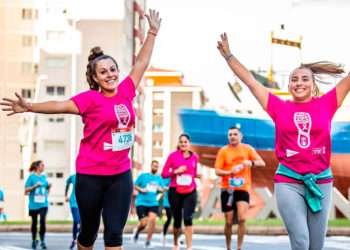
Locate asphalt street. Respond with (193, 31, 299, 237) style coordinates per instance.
(0, 233, 349, 250)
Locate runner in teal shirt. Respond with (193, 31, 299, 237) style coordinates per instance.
(132, 160, 165, 248)
(25, 173, 49, 210)
(25, 160, 50, 250)
(65, 174, 80, 250)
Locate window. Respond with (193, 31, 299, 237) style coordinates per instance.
(22, 9, 38, 20)
(46, 86, 54, 95)
(46, 86, 65, 96)
(153, 140, 162, 148)
(48, 117, 64, 123)
(22, 36, 32, 47)
(22, 9, 32, 20)
(57, 86, 65, 96)
(152, 124, 163, 132)
(21, 89, 32, 99)
(56, 172, 64, 178)
(33, 64, 38, 74)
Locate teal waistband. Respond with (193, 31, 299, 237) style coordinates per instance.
(276, 164, 333, 213)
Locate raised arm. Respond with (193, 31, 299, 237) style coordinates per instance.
(335, 74, 350, 106)
(129, 9, 161, 88)
(1, 92, 79, 116)
(217, 33, 269, 110)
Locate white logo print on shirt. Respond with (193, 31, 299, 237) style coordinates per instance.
(286, 149, 299, 157)
(114, 104, 131, 129)
(104, 104, 132, 151)
(293, 112, 312, 149)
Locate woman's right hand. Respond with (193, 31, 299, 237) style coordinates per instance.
(217, 32, 232, 60)
(1, 92, 31, 116)
(175, 165, 187, 175)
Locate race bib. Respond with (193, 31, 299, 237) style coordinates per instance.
(112, 130, 134, 151)
(34, 195, 45, 203)
(0, 201, 4, 208)
(146, 183, 158, 193)
(176, 174, 192, 186)
(229, 177, 245, 188)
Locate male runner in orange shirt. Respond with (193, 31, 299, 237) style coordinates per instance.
(215, 126, 265, 250)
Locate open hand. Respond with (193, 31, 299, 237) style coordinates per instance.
(0, 92, 30, 116)
(145, 9, 161, 35)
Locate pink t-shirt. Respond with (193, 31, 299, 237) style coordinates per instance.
(267, 88, 338, 184)
(71, 76, 135, 175)
(161, 150, 199, 189)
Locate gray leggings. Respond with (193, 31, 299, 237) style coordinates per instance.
(275, 182, 332, 250)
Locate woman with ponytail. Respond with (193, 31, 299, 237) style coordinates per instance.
(25, 160, 50, 250)
(161, 134, 201, 250)
(2, 9, 161, 250)
(217, 33, 350, 250)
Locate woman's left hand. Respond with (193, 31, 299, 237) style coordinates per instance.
(145, 9, 161, 35)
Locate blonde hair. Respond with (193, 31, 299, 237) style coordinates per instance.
(294, 61, 345, 96)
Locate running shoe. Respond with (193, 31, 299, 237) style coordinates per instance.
(69, 240, 76, 249)
(31, 240, 38, 250)
(131, 228, 139, 243)
(144, 240, 154, 248)
(40, 241, 47, 250)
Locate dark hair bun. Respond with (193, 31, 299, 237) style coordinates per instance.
(88, 46, 104, 62)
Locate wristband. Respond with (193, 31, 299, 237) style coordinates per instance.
(148, 31, 157, 36)
(225, 54, 233, 61)
(27, 103, 33, 112)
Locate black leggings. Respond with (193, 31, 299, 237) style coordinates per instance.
(168, 188, 197, 229)
(76, 170, 133, 247)
(29, 207, 48, 241)
(163, 207, 172, 235)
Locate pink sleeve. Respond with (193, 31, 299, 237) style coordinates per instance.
(267, 93, 285, 121)
(70, 90, 94, 115)
(194, 153, 199, 176)
(161, 153, 174, 178)
(118, 76, 136, 101)
(319, 87, 338, 118)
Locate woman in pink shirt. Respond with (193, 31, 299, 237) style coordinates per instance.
(217, 33, 350, 250)
(1, 9, 161, 250)
(161, 134, 200, 250)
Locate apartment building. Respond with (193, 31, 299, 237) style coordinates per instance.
(136, 67, 203, 171)
(0, 0, 146, 220)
